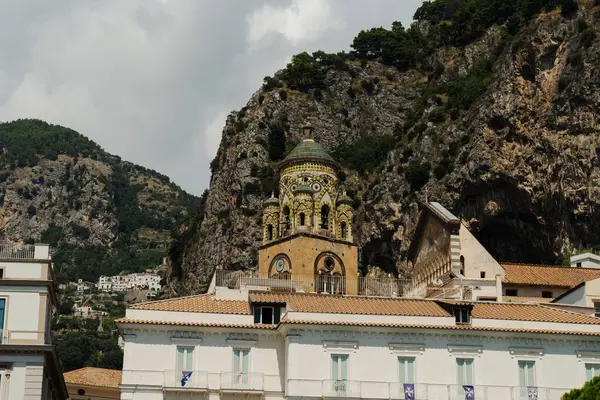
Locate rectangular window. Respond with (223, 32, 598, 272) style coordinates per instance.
(456, 358, 473, 385)
(455, 307, 471, 324)
(398, 358, 415, 384)
(505, 289, 518, 296)
(177, 347, 193, 373)
(586, 364, 600, 381)
(0, 269, 4, 279)
(331, 354, 348, 380)
(234, 349, 249, 384)
(518, 361, 536, 387)
(480, 271, 486, 278)
(331, 354, 348, 394)
(253, 306, 281, 324)
(542, 291, 553, 298)
(594, 302, 600, 318)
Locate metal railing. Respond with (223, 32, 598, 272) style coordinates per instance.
(214, 270, 417, 298)
(322, 379, 362, 398)
(286, 380, 574, 400)
(164, 370, 208, 390)
(220, 372, 264, 392)
(0, 244, 35, 259)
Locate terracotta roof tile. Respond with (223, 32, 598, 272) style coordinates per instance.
(282, 319, 600, 336)
(64, 367, 122, 389)
(115, 318, 276, 329)
(502, 263, 600, 287)
(503, 296, 554, 303)
(250, 292, 450, 317)
(471, 302, 600, 324)
(130, 294, 250, 314)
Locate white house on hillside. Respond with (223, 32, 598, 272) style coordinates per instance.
(0, 243, 67, 399)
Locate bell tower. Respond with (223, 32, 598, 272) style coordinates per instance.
(258, 122, 358, 294)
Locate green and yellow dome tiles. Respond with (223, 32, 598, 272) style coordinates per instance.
(279, 138, 340, 170)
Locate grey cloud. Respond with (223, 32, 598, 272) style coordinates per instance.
(0, 0, 422, 195)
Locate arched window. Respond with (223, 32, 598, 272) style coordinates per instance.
(321, 205, 330, 230)
(340, 222, 347, 239)
(281, 271, 290, 280)
(267, 225, 273, 240)
(299, 213, 305, 226)
(460, 255, 465, 276)
(283, 206, 291, 232)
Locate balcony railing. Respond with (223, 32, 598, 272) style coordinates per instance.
(322, 380, 362, 398)
(286, 380, 574, 400)
(220, 372, 264, 392)
(164, 370, 208, 390)
(215, 270, 417, 298)
(0, 244, 35, 259)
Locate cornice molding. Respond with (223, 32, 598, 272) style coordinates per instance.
(322, 340, 358, 353)
(447, 345, 483, 357)
(508, 347, 544, 359)
(389, 343, 425, 356)
(576, 350, 600, 362)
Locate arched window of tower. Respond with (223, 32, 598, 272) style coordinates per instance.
(299, 213, 305, 226)
(283, 206, 290, 233)
(341, 222, 347, 239)
(321, 205, 330, 230)
(267, 225, 273, 241)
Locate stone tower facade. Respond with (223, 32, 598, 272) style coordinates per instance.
(261, 124, 354, 245)
(258, 123, 358, 294)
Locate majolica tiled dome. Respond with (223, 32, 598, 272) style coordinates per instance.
(280, 139, 339, 170)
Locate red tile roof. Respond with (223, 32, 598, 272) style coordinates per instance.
(249, 292, 450, 316)
(129, 294, 250, 314)
(64, 367, 122, 389)
(502, 263, 600, 287)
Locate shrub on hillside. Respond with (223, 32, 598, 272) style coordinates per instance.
(405, 161, 431, 191)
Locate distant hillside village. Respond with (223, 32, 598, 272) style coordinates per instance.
(57, 263, 165, 320)
(63, 271, 162, 295)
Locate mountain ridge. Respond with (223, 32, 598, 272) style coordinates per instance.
(164, 0, 600, 297)
(0, 118, 200, 282)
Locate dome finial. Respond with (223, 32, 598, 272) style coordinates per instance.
(302, 122, 314, 140)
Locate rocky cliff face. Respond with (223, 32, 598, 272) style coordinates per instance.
(0, 119, 198, 282)
(165, 3, 600, 297)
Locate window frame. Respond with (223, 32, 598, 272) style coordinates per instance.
(176, 346, 194, 373)
(594, 301, 600, 318)
(505, 288, 518, 296)
(330, 353, 349, 381)
(456, 358, 474, 386)
(253, 305, 281, 324)
(454, 306, 471, 324)
(585, 363, 600, 381)
(541, 291, 553, 299)
(398, 357, 415, 384)
(518, 360, 536, 387)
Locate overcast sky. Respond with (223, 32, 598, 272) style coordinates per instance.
(0, 0, 423, 196)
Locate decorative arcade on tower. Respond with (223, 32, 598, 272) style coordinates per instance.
(257, 123, 359, 294)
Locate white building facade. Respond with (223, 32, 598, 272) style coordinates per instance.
(117, 287, 600, 400)
(0, 243, 67, 399)
(97, 273, 161, 293)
